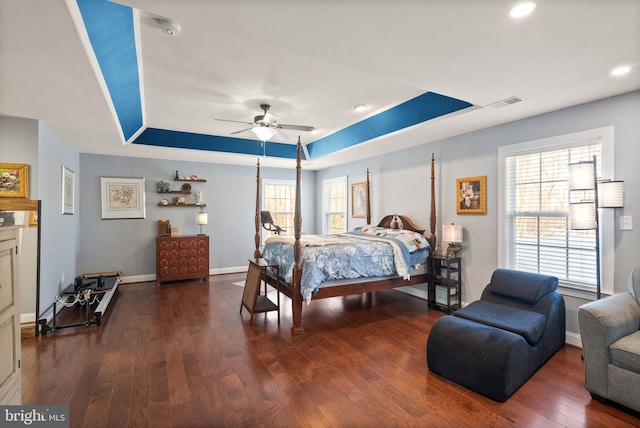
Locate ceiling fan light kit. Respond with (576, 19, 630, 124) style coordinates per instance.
(216, 104, 316, 141)
(252, 126, 278, 142)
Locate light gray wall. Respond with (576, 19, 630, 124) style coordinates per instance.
(316, 90, 640, 339)
(37, 122, 80, 317)
(78, 154, 316, 277)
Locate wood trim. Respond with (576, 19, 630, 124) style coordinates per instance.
(0, 199, 39, 211)
(430, 153, 437, 251)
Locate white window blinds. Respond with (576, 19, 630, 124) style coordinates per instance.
(504, 143, 602, 287)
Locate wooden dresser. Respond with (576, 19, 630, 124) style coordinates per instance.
(156, 235, 209, 286)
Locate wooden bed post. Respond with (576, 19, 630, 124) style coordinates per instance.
(254, 159, 262, 259)
(429, 153, 437, 252)
(292, 137, 304, 335)
(366, 168, 371, 225)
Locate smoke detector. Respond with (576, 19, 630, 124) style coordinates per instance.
(158, 19, 181, 36)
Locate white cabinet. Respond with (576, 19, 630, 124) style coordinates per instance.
(0, 227, 21, 405)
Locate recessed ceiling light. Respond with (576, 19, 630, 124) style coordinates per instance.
(509, 2, 536, 18)
(352, 104, 367, 113)
(610, 65, 631, 77)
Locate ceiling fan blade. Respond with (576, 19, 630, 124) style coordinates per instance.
(230, 127, 253, 135)
(275, 128, 291, 140)
(215, 118, 254, 125)
(278, 124, 316, 132)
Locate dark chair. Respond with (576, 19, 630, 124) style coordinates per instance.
(427, 269, 565, 401)
(261, 211, 285, 235)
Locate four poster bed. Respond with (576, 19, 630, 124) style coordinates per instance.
(254, 138, 437, 334)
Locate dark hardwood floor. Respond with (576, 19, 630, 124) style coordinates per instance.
(22, 273, 639, 427)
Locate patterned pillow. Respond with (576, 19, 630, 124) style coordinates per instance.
(353, 226, 430, 252)
(628, 267, 640, 305)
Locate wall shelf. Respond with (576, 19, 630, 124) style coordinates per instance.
(157, 203, 206, 208)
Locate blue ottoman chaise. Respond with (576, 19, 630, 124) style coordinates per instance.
(426, 269, 565, 402)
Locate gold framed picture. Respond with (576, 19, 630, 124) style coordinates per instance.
(28, 210, 38, 227)
(0, 163, 29, 198)
(351, 181, 368, 218)
(456, 176, 487, 214)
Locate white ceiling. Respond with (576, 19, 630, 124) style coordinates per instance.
(1, 0, 638, 170)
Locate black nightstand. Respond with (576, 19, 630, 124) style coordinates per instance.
(427, 255, 461, 314)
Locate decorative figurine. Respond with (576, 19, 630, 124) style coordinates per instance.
(195, 190, 203, 205)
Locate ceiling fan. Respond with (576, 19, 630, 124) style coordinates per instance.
(215, 104, 316, 141)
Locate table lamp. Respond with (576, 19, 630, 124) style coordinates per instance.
(197, 210, 208, 236)
(442, 223, 463, 259)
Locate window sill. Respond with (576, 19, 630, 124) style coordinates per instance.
(558, 281, 611, 301)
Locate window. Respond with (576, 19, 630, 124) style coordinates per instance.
(498, 127, 615, 296)
(262, 179, 296, 240)
(323, 177, 347, 234)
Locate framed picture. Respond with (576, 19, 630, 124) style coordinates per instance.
(62, 166, 75, 214)
(0, 163, 29, 198)
(100, 176, 146, 219)
(456, 176, 487, 214)
(28, 210, 38, 227)
(351, 181, 368, 218)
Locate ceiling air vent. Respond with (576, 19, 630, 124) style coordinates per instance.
(487, 96, 523, 108)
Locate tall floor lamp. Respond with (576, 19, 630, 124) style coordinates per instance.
(568, 155, 624, 299)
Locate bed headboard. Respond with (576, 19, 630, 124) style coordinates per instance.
(376, 215, 425, 234)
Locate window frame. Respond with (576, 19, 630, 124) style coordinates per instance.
(497, 126, 615, 298)
(261, 178, 296, 243)
(322, 176, 347, 235)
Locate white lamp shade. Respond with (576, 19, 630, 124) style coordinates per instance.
(197, 212, 208, 226)
(569, 202, 596, 230)
(598, 180, 624, 208)
(568, 161, 595, 190)
(442, 224, 463, 243)
(252, 126, 277, 141)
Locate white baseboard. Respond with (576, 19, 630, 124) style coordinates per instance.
(566, 331, 582, 348)
(21, 312, 35, 324)
(119, 266, 248, 285)
(211, 266, 247, 275)
(120, 274, 155, 284)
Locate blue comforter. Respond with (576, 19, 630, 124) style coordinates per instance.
(262, 230, 430, 303)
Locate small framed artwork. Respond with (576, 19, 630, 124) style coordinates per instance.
(0, 163, 29, 198)
(62, 166, 75, 214)
(28, 210, 38, 227)
(456, 176, 487, 214)
(351, 181, 368, 218)
(101, 176, 146, 219)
